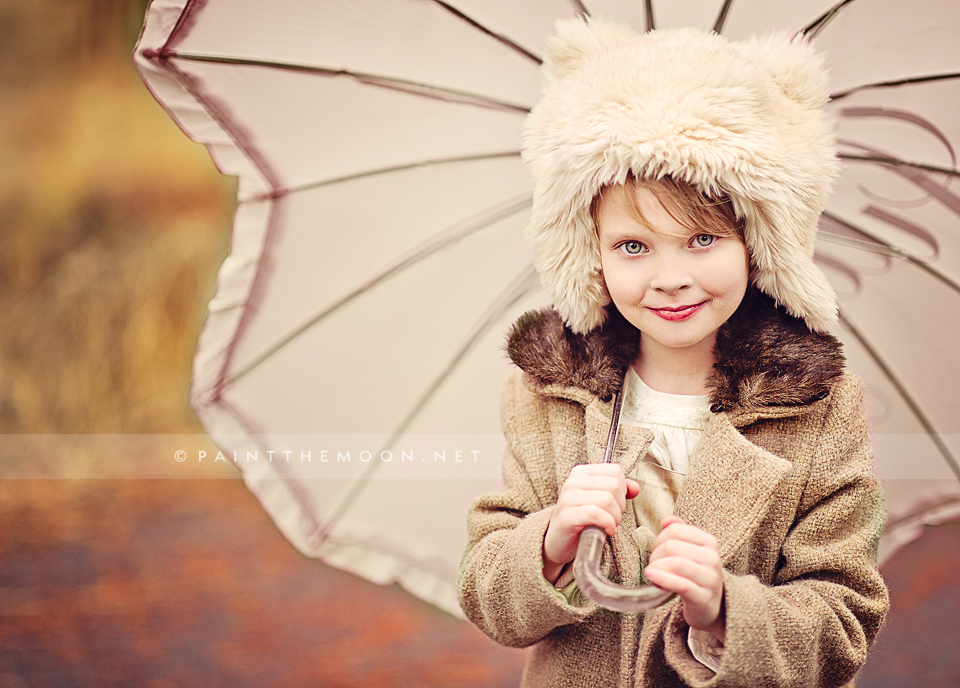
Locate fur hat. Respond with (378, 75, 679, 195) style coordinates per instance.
(522, 18, 839, 334)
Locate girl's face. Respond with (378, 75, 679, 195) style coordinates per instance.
(596, 185, 749, 360)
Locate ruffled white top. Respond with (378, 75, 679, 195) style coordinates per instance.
(620, 366, 712, 474)
(620, 367, 723, 672)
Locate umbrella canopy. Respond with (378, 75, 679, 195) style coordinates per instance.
(135, 0, 960, 617)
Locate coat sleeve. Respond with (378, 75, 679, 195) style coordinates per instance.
(662, 374, 890, 688)
(456, 370, 611, 647)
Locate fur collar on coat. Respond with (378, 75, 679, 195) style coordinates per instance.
(506, 288, 844, 413)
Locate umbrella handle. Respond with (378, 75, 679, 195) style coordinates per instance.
(572, 525, 676, 613)
(569, 372, 676, 612)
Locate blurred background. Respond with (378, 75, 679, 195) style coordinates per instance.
(0, 1, 956, 686)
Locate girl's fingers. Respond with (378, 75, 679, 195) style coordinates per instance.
(561, 465, 633, 512)
(644, 562, 724, 631)
(645, 554, 722, 589)
(644, 567, 721, 612)
(653, 518, 718, 551)
(644, 517, 725, 632)
(544, 504, 619, 564)
(566, 506, 619, 536)
(555, 502, 619, 531)
(660, 514, 685, 530)
(545, 463, 640, 566)
(648, 537, 720, 567)
(557, 483, 625, 515)
(644, 565, 708, 596)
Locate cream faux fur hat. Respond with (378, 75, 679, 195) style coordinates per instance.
(522, 18, 839, 334)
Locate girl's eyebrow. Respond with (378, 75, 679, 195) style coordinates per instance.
(598, 229, 644, 246)
(600, 225, 692, 243)
(598, 222, 653, 239)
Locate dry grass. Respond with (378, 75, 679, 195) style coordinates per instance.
(0, 1, 234, 437)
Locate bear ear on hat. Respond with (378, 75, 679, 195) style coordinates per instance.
(736, 33, 832, 108)
(543, 16, 636, 85)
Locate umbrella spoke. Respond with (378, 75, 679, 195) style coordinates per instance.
(570, 0, 590, 17)
(167, 52, 531, 114)
(820, 212, 960, 297)
(831, 73, 960, 101)
(838, 311, 960, 482)
(645, 0, 656, 32)
(838, 154, 960, 179)
(431, 1, 543, 65)
(882, 493, 960, 534)
(839, 113, 956, 167)
(311, 263, 542, 544)
(381, 263, 541, 442)
(255, 151, 522, 202)
(712, 0, 735, 34)
(801, 0, 857, 40)
(226, 196, 534, 386)
(323, 533, 458, 584)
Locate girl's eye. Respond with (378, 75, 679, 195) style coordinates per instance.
(692, 234, 717, 248)
(620, 241, 645, 255)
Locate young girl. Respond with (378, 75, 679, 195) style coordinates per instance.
(458, 18, 888, 688)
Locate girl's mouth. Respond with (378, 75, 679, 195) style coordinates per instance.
(649, 302, 705, 321)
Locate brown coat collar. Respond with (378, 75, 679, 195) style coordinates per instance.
(506, 289, 844, 413)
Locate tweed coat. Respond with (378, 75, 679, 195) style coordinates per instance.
(457, 291, 889, 688)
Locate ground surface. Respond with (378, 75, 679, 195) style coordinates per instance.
(0, 475, 957, 687)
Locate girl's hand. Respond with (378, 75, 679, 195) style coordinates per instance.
(644, 515, 726, 642)
(542, 464, 640, 583)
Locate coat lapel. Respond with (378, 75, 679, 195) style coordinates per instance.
(676, 415, 793, 562)
(584, 400, 653, 476)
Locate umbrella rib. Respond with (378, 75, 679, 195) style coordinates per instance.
(838, 154, 960, 179)
(323, 534, 458, 586)
(800, 0, 857, 40)
(712, 0, 735, 34)
(570, 0, 591, 17)
(838, 311, 960, 482)
(168, 52, 531, 114)
(258, 151, 522, 201)
(645, 0, 656, 32)
(816, 232, 899, 258)
(831, 73, 960, 101)
(225, 196, 534, 385)
(383, 263, 541, 442)
(311, 264, 543, 545)
(882, 493, 960, 533)
(820, 211, 960, 297)
(430, 1, 543, 64)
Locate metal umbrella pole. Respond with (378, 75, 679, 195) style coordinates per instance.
(572, 372, 677, 613)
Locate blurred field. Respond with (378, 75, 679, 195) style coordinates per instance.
(0, 0, 232, 437)
(0, 1, 956, 686)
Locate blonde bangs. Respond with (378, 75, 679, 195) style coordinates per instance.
(592, 176, 745, 241)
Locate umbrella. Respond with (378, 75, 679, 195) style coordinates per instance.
(134, 0, 960, 617)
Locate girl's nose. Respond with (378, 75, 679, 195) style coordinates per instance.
(650, 253, 693, 293)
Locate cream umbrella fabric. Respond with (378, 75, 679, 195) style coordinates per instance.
(135, 0, 960, 616)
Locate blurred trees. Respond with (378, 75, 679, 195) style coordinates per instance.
(0, 0, 234, 434)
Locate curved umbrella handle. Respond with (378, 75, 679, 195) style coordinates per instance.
(570, 374, 675, 613)
(572, 525, 676, 613)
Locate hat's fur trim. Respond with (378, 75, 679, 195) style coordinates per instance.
(506, 290, 844, 412)
(522, 18, 839, 334)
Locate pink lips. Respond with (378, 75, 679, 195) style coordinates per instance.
(649, 302, 705, 321)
